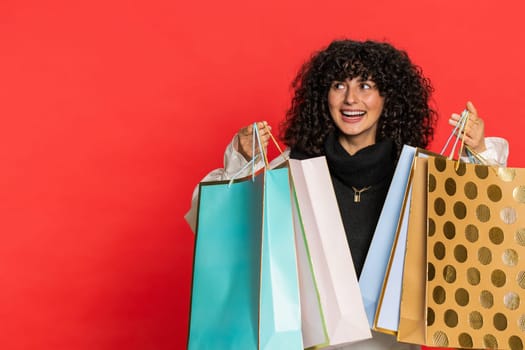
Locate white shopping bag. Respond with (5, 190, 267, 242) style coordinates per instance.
(291, 196, 327, 348)
(289, 156, 371, 348)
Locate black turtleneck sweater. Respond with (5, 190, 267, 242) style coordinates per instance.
(290, 132, 396, 277)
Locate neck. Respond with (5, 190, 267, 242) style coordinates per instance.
(338, 134, 376, 155)
(323, 133, 396, 189)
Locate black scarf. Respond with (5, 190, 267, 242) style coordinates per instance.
(290, 132, 396, 277)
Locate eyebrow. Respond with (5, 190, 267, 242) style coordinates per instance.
(332, 77, 376, 84)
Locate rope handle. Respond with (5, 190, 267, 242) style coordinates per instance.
(228, 121, 284, 186)
(439, 109, 485, 170)
(253, 122, 286, 167)
(440, 109, 469, 160)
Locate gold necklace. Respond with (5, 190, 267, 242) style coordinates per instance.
(351, 186, 372, 203)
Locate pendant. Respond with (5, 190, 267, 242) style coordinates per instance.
(352, 186, 371, 203)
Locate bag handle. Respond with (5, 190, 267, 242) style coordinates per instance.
(228, 122, 284, 186)
(440, 109, 469, 160)
(439, 109, 486, 169)
(256, 123, 284, 168)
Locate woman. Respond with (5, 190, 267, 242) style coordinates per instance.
(185, 39, 508, 349)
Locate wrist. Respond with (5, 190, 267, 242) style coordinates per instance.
(234, 136, 251, 161)
(471, 140, 487, 153)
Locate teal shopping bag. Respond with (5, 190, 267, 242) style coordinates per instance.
(188, 167, 303, 350)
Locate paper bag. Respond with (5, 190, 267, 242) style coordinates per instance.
(291, 193, 327, 348)
(359, 145, 416, 329)
(397, 154, 430, 344)
(289, 156, 371, 348)
(374, 149, 441, 336)
(426, 157, 525, 349)
(188, 167, 303, 349)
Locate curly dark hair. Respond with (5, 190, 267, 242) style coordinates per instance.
(280, 39, 437, 157)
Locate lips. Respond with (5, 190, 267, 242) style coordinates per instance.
(341, 110, 366, 117)
(341, 110, 366, 123)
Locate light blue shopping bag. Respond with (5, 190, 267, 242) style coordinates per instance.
(358, 145, 416, 329)
(188, 167, 303, 350)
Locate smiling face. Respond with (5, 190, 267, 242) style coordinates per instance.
(328, 77, 385, 154)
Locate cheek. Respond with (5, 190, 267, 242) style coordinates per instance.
(369, 95, 385, 111)
(377, 100, 385, 113)
(328, 100, 339, 112)
(327, 94, 338, 109)
(326, 95, 339, 119)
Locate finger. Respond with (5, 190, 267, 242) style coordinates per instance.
(240, 124, 253, 136)
(244, 122, 265, 135)
(469, 117, 483, 129)
(466, 101, 479, 120)
(466, 101, 478, 114)
(466, 118, 483, 135)
(463, 123, 479, 139)
(261, 138, 271, 149)
(462, 135, 474, 147)
(260, 129, 271, 138)
(450, 113, 461, 121)
(258, 126, 273, 140)
(255, 121, 267, 129)
(257, 122, 272, 136)
(259, 127, 270, 136)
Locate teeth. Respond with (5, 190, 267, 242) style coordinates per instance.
(342, 110, 365, 116)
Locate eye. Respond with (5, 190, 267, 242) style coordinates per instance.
(360, 82, 373, 90)
(332, 82, 346, 90)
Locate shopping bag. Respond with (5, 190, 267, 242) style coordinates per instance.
(289, 156, 372, 348)
(397, 154, 430, 344)
(425, 157, 525, 349)
(373, 147, 428, 335)
(188, 166, 303, 349)
(290, 192, 327, 348)
(359, 145, 416, 329)
(373, 149, 442, 335)
(260, 167, 303, 349)
(376, 109, 485, 338)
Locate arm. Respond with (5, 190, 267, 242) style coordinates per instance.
(184, 122, 289, 232)
(475, 137, 509, 167)
(184, 133, 258, 233)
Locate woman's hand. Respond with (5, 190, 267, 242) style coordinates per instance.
(449, 101, 487, 153)
(236, 121, 272, 161)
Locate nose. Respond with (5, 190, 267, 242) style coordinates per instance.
(345, 85, 358, 104)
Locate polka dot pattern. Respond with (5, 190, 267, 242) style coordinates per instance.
(426, 158, 525, 348)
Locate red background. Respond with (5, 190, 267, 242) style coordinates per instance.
(1, 1, 524, 349)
